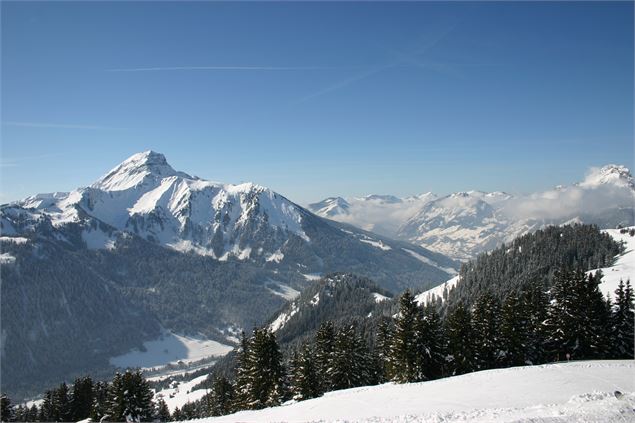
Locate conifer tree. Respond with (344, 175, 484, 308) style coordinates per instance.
(390, 291, 423, 383)
(417, 304, 446, 380)
(314, 321, 336, 393)
(472, 293, 502, 370)
(613, 279, 635, 358)
(375, 318, 394, 382)
(521, 284, 549, 364)
(0, 394, 12, 423)
(546, 268, 611, 360)
(155, 398, 171, 422)
(236, 328, 287, 410)
(292, 343, 320, 401)
(70, 376, 94, 421)
(27, 405, 39, 422)
(545, 268, 579, 361)
(211, 376, 234, 416)
(582, 271, 611, 358)
(91, 380, 110, 421)
(39, 390, 54, 422)
(233, 331, 251, 410)
(500, 292, 529, 366)
(445, 302, 475, 375)
(13, 405, 26, 422)
(329, 325, 370, 390)
(52, 382, 71, 422)
(172, 406, 183, 421)
(107, 370, 154, 422)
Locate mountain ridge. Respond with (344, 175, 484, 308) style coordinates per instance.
(308, 164, 635, 260)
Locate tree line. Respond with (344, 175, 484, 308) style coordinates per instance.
(2, 272, 632, 422)
(146, 270, 634, 421)
(1, 370, 167, 423)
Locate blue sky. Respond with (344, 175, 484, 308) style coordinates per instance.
(2, 1, 633, 205)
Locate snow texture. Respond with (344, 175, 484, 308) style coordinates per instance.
(194, 360, 634, 423)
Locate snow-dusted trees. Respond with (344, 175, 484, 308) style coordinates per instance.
(385, 291, 446, 383)
(155, 398, 171, 422)
(291, 344, 320, 401)
(390, 291, 423, 383)
(417, 305, 446, 379)
(314, 321, 336, 393)
(472, 293, 502, 370)
(233, 328, 287, 410)
(612, 279, 634, 358)
(445, 302, 475, 375)
(330, 325, 372, 390)
(210, 376, 234, 416)
(107, 370, 154, 422)
(375, 318, 394, 382)
(545, 269, 611, 361)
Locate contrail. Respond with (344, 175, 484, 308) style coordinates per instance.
(107, 65, 340, 72)
(297, 24, 457, 103)
(2, 121, 122, 130)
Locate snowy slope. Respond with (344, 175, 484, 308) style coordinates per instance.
(590, 227, 635, 299)
(310, 165, 635, 261)
(154, 374, 211, 413)
(415, 275, 460, 306)
(194, 360, 634, 423)
(398, 192, 509, 261)
(110, 331, 233, 370)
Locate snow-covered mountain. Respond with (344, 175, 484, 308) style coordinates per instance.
(309, 165, 635, 260)
(6, 151, 311, 261)
(3, 151, 459, 278)
(308, 192, 437, 238)
(0, 151, 459, 399)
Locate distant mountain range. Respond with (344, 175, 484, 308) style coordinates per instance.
(0, 151, 457, 399)
(309, 165, 635, 260)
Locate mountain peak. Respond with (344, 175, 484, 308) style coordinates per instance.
(92, 151, 192, 191)
(578, 164, 633, 189)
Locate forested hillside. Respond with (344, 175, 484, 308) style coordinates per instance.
(443, 224, 623, 307)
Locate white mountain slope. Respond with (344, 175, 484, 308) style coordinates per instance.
(310, 165, 635, 261)
(2, 151, 457, 284)
(194, 360, 634, 423)
(308, 193, 437, 238)
(591, 227, 635, 299)
(7, 151, 308, 260)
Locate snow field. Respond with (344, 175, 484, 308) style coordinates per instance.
(193, 360, 634, 423)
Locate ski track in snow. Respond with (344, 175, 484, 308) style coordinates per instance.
(193, 360, 635, 423)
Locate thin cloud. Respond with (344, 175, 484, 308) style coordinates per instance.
(298, 65, 393, 103)
(107, 65, 341, 72)
(0, 153, 66, 169)
(298, 25, 456, 103)
(2, 121, 123, 130)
